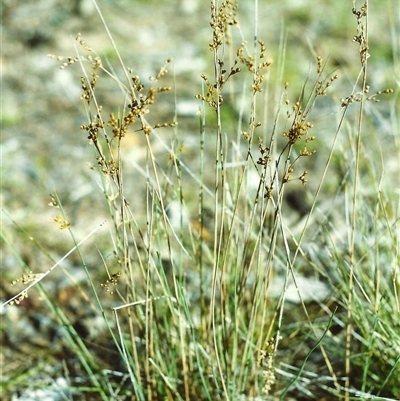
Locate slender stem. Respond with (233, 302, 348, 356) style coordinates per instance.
(345, 2, 369, 399)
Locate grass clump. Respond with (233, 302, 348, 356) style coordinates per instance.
(1, 0, 399, 400)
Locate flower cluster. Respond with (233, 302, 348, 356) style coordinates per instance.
(258, 337, 278, 395)
(100, 272, 121, 295)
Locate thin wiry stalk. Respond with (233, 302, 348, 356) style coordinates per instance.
(345, 2, 369, 399)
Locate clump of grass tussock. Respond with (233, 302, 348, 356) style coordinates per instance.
(1, 0, 399, 400)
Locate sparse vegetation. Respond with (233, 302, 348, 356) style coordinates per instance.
(1, 0, 399, 400)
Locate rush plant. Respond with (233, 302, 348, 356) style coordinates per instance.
(1, 1, 398, 400)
